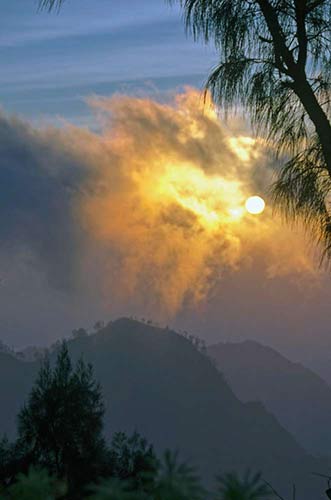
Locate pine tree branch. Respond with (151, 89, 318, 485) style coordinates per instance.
(256, 0, 296, 75)
(306, 0, 327, 13)
(294, 0, 308, 71)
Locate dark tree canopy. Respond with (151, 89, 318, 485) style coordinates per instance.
(108, 431, 158, 492)
(16, 343, 108, 496)
(0, 344, 166, 499)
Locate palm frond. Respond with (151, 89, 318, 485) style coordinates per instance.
(154, 450, 205, 500)
(216, 470, 272, 499)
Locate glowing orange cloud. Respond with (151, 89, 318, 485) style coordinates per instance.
(51, 88, 317, 318)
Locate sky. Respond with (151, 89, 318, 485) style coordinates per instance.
(1, 0, 331, 378)
(0, 0, 214, 123)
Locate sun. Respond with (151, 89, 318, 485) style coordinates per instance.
(245, 195, 265, 215)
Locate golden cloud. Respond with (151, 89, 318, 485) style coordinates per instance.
(49, 88, 317, 318)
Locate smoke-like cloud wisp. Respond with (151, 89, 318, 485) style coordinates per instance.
(0, 89, 318, 319)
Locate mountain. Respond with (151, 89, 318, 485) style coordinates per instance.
(208, 340, 331, 457)
(0, 352, 38, 439)
(0, 319, 328, 498)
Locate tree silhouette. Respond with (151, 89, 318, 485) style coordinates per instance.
(6, 466, 66, 500)
(0, 433, 34, 488)
(16, 343, 108, 498)
(153, 450, 205, 500)
(108, 432, 158, 493)
(172, 0, 331, 260)
(89, 450, 204, 500)
(71, 327, 88, 340)
(88, 478, 149, 500)
(216, 471, 271, 500)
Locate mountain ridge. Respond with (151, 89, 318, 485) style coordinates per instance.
(208, 339, 331, 456)
(0, 318, 328, 498)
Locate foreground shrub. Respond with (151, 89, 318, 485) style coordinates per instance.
(216, 471, 271, 500)
(153, 450, 205, 500)
(5, 466, 66, 500)
(89, 478, 148, 500)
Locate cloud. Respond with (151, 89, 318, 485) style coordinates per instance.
(0, 114, 89, 289)
(0, 89, 319, 320)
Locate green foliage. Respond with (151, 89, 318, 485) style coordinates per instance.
(6, 467, 66, 500)
(0, 438, 12, 478)
(109, 432, 158, 492)
(89, 450, 205, 500)
(216, 471, 271, 500)
(153, 450, 205, 500)
(88, 479, 149, 500)
(17, 343, 108, 495)
(0, 436, 31, 488)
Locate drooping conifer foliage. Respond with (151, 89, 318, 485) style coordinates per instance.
(172, 0, 331, 260)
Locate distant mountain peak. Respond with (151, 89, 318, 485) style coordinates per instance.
(208, 339, 331, 456)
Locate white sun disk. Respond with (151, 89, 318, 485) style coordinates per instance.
(245, 195, 265, 215)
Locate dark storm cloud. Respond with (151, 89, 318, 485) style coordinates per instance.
(0, 113, 87, 289)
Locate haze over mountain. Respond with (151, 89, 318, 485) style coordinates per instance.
(209, 340, 331, 457)
(0, 318, 329, 498)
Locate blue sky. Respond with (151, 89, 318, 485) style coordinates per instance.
(0, 0, 216, 123)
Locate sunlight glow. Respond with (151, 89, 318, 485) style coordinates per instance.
(245, 196, 266, 215)
(228, 136, 256, 162)
(150, 163, 245, 229)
